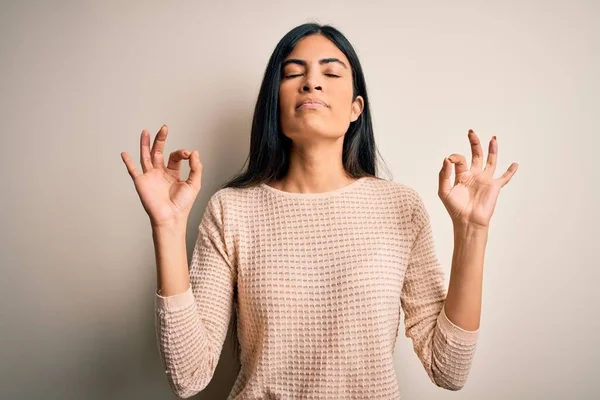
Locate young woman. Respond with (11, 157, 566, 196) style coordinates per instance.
(121, 22, 518, 399)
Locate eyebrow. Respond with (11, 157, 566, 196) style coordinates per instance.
(281, 57, 348, 69)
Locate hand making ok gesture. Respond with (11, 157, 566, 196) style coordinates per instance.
(439, 129, 519, 229)
(121, 125, 203, 228)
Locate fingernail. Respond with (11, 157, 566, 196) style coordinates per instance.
(183, 151, 189, 156)
(468, 129, 473, 133)
(493, 135, 497, 140)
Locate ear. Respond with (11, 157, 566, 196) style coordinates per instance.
(350, 95, 364, 122)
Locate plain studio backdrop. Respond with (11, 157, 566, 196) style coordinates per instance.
(1, 1, 598, 399)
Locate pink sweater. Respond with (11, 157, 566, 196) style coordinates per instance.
(154, 176, 479, 399)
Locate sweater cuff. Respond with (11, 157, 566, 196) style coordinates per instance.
(437, 304, 480, 343)
(155, 284, 194, 311)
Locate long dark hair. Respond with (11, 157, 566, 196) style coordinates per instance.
(220, 22, 390, 363)
(220, 22, 389, 190)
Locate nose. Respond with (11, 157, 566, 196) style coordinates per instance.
(302, 83, 322, 92)
(302, 69, 322, 92)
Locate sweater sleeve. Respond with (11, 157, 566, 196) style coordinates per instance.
(400, 189, 479, 391)
(154, 193, 236, 398)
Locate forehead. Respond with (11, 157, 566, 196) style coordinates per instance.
(284, 34, 348, 64)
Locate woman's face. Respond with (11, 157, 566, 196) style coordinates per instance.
(278, 34, 364, 143)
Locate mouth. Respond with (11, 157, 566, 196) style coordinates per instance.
(296, 100, 329, 110)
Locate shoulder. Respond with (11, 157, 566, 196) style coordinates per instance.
(366, 177, 425, 211)
(209, 184, 260, 204)
(367, 178, 433, 235)
(202, 184, 262, 220)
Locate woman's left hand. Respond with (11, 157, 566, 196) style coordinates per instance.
(438, 129, 519, 229)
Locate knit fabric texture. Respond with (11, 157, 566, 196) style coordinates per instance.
(154, 176, 479, 399)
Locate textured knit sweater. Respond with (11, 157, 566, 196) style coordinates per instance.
(154, 176, 479, 399)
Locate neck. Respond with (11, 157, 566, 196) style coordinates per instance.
(269, 139, 356, 193)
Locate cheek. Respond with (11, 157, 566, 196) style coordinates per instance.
(332, 95, 355, 118)
(278, 86, 294, 115)
(332, 82, 354, 110)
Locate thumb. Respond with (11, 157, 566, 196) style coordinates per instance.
(186, 151, 203, 191)
(438, 157, 452, 198)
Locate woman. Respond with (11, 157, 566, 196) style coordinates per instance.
(121, 23, 518, 399)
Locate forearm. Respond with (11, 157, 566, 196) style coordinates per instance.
(152, 222, 191, 297)
(443, 223, 489, 331)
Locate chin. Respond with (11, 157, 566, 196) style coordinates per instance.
(298, 125, 345, 140)
(282, 117, 346, 140)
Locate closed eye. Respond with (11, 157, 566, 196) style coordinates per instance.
(283, 73, 341, 79)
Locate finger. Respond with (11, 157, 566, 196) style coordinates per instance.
(468, 129, 484, 171)
(166, 149, 190, 177)
(139, 130, 153, 173)
(497, 163, 519, 188)
(150, 125, 169, 169)
(121, 152, 142, 179)
(438, 157, 452, 197)
(448, 153, 468, 178)
(485, 136, 498, 176)
(186, 151, 203, 191)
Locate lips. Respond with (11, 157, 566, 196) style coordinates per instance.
(296, 99, 328, 109)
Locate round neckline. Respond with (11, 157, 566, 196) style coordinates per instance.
(259, 176, 369, 199)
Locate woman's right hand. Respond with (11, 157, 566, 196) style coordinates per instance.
(121, 125, 203, 228)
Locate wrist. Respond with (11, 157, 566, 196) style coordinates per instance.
(453, 222, 489, 238)
(151, 220, 187, 235)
